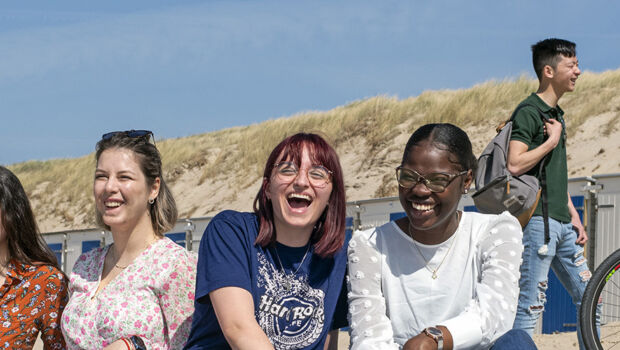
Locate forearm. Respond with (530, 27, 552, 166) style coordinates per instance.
(567, 193, 581, 222)
(348, 231, 399, 350)
(507, 139, 556, 176)
(221, 323, 274, 350)
(403, 326, 454, 350)
(211, 287, 274, 350)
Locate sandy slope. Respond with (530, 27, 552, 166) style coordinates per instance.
(33, 109, 619, 234)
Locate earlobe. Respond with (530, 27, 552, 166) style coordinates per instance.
(464, 170, 473, 189)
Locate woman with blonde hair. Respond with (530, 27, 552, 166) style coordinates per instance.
(61, 130, 197, 349)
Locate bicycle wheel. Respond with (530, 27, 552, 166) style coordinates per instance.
(580, 248, 620, 349)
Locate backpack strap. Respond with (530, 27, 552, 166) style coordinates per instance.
(511, 103, 553, 250)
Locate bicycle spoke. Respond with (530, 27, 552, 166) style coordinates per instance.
(601, 284, 620, 299)
(602, 301, 620, 306)
(605, 338, 620, 350)
(580, 251, 620, 350)
(602, 291, 620, 300)
(609, 277, 620, 290)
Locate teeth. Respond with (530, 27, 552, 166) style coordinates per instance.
(288, 193, 312, 202)
(105, 201, 122, 208)
(411, 203, 434, 211)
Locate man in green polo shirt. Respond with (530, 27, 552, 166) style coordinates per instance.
(509, 38, 592, 349)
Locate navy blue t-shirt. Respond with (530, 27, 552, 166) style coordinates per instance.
(184, 210, 348, 349)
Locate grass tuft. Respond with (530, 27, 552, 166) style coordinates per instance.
(8, 68, 620, 230)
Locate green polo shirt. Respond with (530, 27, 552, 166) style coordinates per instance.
(510, 93, 571, 223)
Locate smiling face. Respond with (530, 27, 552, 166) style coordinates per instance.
(551, 54, 580, 94)
(265, 145, 333, 241)
(94, 148, 160, 233)
(398, 140, 472, 242)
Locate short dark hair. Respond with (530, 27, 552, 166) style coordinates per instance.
(532, 38, 577, 81)
(401, 123, 477, 174)
(95, 132, 177, 236)
(253, 133, 346, 258)
(0, 166, 60, 267)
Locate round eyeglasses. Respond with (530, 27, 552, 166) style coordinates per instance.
(274, 161, 332, 187)
(395, 166, 468, 193)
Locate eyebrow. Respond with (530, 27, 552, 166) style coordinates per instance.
(94, 169, 137, 176)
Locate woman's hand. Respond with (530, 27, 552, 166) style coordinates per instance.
(402, 326, 453, 350)
(402, 334, 438, 350)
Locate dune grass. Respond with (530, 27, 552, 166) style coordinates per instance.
(9, 68, 620, 229)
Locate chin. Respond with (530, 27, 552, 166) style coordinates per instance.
(102, 217, 123, 229)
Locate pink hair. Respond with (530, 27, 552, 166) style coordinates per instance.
(252, 133, 346, 258)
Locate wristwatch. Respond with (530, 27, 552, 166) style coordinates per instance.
(129, 336, 147, 350)
(423, 326, 444, 350)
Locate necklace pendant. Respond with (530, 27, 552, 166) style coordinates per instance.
(282, 278, 291, 291)
(432, 272, 438, 279)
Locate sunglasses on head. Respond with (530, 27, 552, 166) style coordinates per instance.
(101, 130, 155, 144)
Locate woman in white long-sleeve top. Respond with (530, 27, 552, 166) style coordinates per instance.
(347, 123, 537, 350)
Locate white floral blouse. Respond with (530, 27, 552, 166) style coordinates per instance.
(61, 237, 197, 349)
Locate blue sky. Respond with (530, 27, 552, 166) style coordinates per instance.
(1, 0, 619, 165)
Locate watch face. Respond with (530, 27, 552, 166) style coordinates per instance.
(427, 327, 442, 337)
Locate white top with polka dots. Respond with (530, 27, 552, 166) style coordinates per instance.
(347, 211, 523, 350)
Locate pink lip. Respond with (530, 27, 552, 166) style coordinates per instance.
(406, 200, 437, 219)
(103, 198, 124, 210)
(409, 207, 435, 219)
(286, 193, 313, 214)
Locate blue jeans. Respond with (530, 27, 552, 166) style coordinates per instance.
(491, 329, 537, 349)
(512, 216, 592, 349)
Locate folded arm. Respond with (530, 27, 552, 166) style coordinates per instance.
(210, 286, 274, 350)
(507, 119, 562, 176)
(441, 213, 523, 348)
(347, 230, 399, 350)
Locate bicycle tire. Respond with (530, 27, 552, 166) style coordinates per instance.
(580, 248, 620, 350)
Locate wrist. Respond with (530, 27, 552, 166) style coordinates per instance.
(129, 336, 146, 350)
(120, 338, 133, 350)
(423, 326, 444, 350)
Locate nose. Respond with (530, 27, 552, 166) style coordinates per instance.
(293, 169, 310, 188)
(104, 176, 119, 193)
(575, 66, 581, 76)
(408, 180, 432, 195)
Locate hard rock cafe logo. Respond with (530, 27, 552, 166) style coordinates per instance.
(256, 251, 325, 349)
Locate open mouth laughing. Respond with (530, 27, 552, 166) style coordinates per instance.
(104, 199, 124, 209)
(410, 202, 435, 212)
(287, 193, 312, 210)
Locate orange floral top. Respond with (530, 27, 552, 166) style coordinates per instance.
(0, 261, 68, 349)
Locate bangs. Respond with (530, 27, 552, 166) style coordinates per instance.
(276, 140, 334, 172)
(254, 132, 346, 258)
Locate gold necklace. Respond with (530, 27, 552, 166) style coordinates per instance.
(112, 238, 159, 270)
(409, 211, 461, 279)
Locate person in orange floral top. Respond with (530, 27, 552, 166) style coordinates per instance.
(0, 165, 68, 349)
